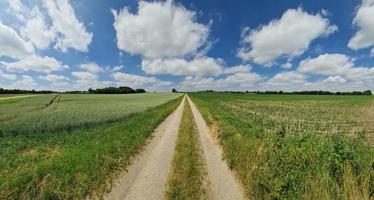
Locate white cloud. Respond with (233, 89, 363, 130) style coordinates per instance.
(297, 53, 374, 81)
(265, 71, 307, 88)
(0, 69, 17, 80)
(0, 22, 34, 59)
(222, 64, 252, 74)
(111, 65, 124, 72)
(237, 8, 337, 65)
(7, 75, 38, 90)
(1, 54, 67, 73)
(112, 72, 172, 91)
(348, 0, 374, 53)
(141, 57, 223, 77)
(112, 0, 209, 59)
(71, 70, 113, 90)
(321, 76, 347, 84)
(20, 8, 56, 49)
(39, 74, 69, 82)
(79, 63, 104, 74)
(43, 0, 93, 52)
(177, 66, 263, 91)
(6, 0, 26, 21)
(281, 62, 292, 69)
(72, 71, 97, 81)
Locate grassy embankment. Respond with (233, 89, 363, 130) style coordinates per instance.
(0, 93, 182, 199)
(190, 92, 374, 200)
(166, 99, 209, 200)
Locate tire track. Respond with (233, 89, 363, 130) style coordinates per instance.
(188, 96, 245, 200)
(105, 96, 185, 200)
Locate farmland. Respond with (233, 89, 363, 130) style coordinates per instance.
(0, 93, 182, 199)
(0, 93, 181, 136)
(189, 92, 374, 200)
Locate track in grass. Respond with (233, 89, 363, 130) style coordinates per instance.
(106, 97, 185, 200)
(188, 96, 244, 200)
(166, 97, 210, 200)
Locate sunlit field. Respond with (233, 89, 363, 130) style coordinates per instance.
(0, 93, 182, 199)
(190, 92, 374, 200)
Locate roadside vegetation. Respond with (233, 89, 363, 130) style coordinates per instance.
(190, 92, 374, 200)
(0, 94, 182, 199)
(166, 100, 209, 200)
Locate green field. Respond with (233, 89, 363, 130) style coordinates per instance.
(189, 93, 374, 200)
(0, 93, 180, 136)
(0, 93, 182, 199)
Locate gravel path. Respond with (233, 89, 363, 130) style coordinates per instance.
(188, 96, 245, 200)
(105, 97, 185, 200)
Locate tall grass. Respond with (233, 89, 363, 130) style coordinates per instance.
(190, 92, 374, 200)
(0, 96, 182, 199)
(166, 100, 209, 200)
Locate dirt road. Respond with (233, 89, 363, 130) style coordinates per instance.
(188, 96, 245, 200)
(106, 96, 244, 200)
(105, 97, 185, 200)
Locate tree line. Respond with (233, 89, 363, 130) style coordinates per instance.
(0, 86, 146, 94)
(0, 88, 55, 94)
(88, 86, 146, 94)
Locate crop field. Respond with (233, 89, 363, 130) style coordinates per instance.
(0, 93, 182, 199)
(0, 93, 181, 136)
(190, 92, 374, 200)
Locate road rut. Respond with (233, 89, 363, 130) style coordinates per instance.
(188, 96, 245, 200)
(105, 97, 185, 200)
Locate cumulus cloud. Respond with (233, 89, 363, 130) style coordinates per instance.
(79, 63, 105, 74)
(111, 65, 124, 72)
(43, 0, 93, 52)
(237, 8, 337, 65)
(281, 62, 292, 69)
(265, 71, 307, 88)
(177, 66, 263, 91)
(7, 75, 38, 90)
(0, 22, 34, 59)
(39, 74, 69, 82)
(112, 0, 209, 59)
(72, 71, 97, 81)
(222, 64, 252, 74)
(297, 53, 374, 81)
(112, 72, 172, 91)
(20, 8, 56, 50)
(141, 57, 223, 77)
(348, 0, 374, 53)
(0, 55, 68, 73)
(0, 69, 17, 80)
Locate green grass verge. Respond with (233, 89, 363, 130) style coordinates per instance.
(189, 92, 374, 200)
(166, 99, 209, 200)
(0, 96, 182, 199)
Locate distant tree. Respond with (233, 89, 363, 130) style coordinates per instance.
(135, 88, 146, 93)
(86, 86, 145, 94)
(363, 90, 372, 95)
(172, 88, 178, 93)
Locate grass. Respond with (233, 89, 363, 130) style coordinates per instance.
(189, 92, 374, 200)
(0, 93, 181, 136)
(0, 94, 182, 199)
(166, 99, 209, 200)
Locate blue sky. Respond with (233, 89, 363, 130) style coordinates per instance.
(0, 0, 373, 92)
